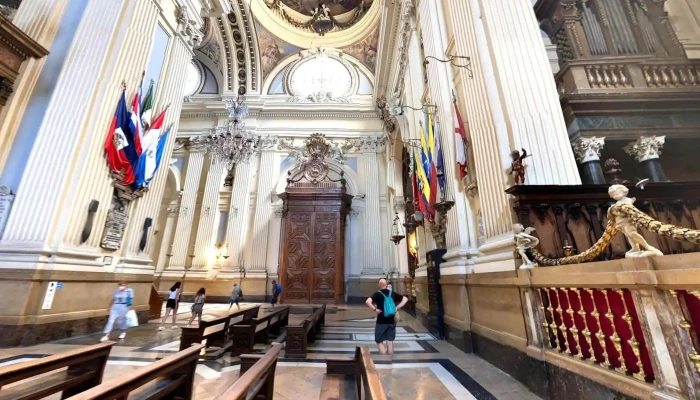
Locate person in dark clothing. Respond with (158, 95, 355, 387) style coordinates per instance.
(365, 278, 408, 355)
(271, 280, 282, 308)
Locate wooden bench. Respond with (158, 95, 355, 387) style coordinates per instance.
(284, 304, 326, 358)
(0, 342, 113, 400)
(230, 306, 290, 357)
(67, 344, 204, 400)
(179, 305, 260, 352)
(325, 346, 387, 400)
(220, 343, 282, 400)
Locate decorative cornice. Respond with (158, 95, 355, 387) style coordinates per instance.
(258, 135, 279, 151)
(288, 92, 351, 103)
(179, 110, 378, 119)
(236, 0, 258, 91)
(391, 0, 416, 97)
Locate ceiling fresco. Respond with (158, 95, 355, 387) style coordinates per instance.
(279, 0, 374, 17)
(256, 21, 303, 80)
(262, 0, 374, 36)
(339, 25, 378, 72)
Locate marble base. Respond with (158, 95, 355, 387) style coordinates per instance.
(0, 310, 149, 347)
(472, 332, 640, 400)
(444, 323, 473, 354)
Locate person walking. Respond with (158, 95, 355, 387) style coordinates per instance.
(101, 281, 134, 342)
(229, 282, 242, 310)
(365, 278, 407, 355)
(158, 281, 181, 331)
(187, 288, 206, 326)
(270, 280, 282, 308)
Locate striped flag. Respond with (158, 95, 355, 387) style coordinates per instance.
(417, 122, 434, 222)
(425, 110, 438, 208)
(134, 127, 170, 188)
(434, 118, 446, 198)
(141, 79, 154, 129)
(140, 107, 168, 153)
(128, 87, 143, 156)
(454, 102, 469, 179)
(104, 89, 138, 184)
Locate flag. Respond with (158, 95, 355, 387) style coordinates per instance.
(104, 89, 138, 184)
(128, 89, 143, 157)
(416, 124, 434, 222)
(412, 148, 430, 221)
(141, 79, 154, 129)
(426, 110, 438, 208)
(434, 118, 446, 198)
(454, 102, 469, 179)
(140, 107, 168, 153)
(134, 127, 170, 188)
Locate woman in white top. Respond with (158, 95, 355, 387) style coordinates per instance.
(101, 281, 134, 342)
(159, 281, 181, 331)
(187, 288, 206, 326)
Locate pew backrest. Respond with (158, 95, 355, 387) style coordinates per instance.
(357, 346, 387, 400)
(67, 344, 204, 400)
(0, 342, 113, 400)
(220, 343, 282, 400)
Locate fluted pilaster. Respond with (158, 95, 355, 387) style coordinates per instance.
(362, 146, 382, 272)
(1, 0, 129, 248)
(224, 161, 253, 269)
(0, 0, 70, 172)
(63, 0, 160, 249)
(249, 138, 277, 271)
(155, 206, 178, 272)
(121, 36, 193, 258)
(191, 161, 225, 268)
(168, 152, 205, 269)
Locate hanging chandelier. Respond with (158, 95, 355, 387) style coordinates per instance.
(202, 97, 258, 170)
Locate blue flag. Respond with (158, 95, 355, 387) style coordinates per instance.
(134, 128, 170, 189)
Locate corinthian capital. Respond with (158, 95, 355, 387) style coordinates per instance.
(572, 136, 605, 163)
(623, 136, 665, 162)
(258, 136, 279, 151)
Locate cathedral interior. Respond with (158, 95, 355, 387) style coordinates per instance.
(1, 0, 700, 399)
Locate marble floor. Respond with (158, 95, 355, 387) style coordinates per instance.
(0, 304, 542, 400)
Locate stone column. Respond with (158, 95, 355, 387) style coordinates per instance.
(191, 161, 226, 269)
(168, 151, 205, 270)
(348, 207, 363, 277)
(224, 161, 254, 270)
(572, 137, 606, 184)
(0, 0, 134, 252)
(155, 204, 179, 273)
(624, 136, 668, 182)
(362, 139, 383, 274)
(248, 136, 278, 271)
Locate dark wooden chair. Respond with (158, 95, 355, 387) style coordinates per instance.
(229, 306, 290, 357)
(325, 346, 387, 400)
(220, 343, 282, 400)
(149, 285, 163, 320)
(0, 342, 113, 400)
(284, 304, 326, 358)
(179, 305, 260, 352)
(66, 344, 204, 400)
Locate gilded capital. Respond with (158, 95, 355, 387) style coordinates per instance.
(623, 136, 665, 162)
(572, 136, 605, 163)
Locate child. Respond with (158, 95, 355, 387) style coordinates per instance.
(187, 288, 206, 326)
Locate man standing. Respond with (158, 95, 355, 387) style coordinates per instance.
(365, 278, 407, 355)
(229, 282, 242, 310)
(271, 280, 282, 308)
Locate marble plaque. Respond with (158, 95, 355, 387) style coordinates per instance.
(100, 205, 129, 250)
(0, 186, 15, 238)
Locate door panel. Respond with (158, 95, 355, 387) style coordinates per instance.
(312, 213, 338, 302)
(285, 213, 312, 302)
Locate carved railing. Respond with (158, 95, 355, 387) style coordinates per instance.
(671, 290, 700, 374)
(507, 183, 700, 261)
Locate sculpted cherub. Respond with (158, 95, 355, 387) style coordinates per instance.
(607, 184, 663, 258)
(514, 223, 539, 269)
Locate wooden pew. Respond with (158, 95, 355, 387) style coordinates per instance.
(284, 304, 326, 358)
(0, 342, 113, 400)
(230, 306, 290, 357)
(220, 343, 282, 400)
(67, 344, 204, 400)
(179, 305, 260, 352)
(325, 346, 387, 400)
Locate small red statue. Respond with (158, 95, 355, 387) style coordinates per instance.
(509, 148, 528, 185)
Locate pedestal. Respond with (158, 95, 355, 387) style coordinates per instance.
(425, 249, 446, 340)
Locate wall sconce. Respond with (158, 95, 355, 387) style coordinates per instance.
(424, 55, 473, 78)
(394, 103, 438, 116)
(214, 243, 229, 261)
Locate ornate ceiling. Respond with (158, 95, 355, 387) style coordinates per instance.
(263, 0, 375, 36)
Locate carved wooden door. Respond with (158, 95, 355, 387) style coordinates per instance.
(311, 213, 338, 302)
(284, 213, 312, 302)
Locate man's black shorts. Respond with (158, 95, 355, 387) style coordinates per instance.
(374, 323, 396, 343)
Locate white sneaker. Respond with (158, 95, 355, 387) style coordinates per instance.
(158, 326, 165, 331)
(118, 332, 126, 340)
(171, 326, 178, 330)
(100, 335, 109, 342)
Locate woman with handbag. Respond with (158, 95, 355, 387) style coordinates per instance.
(187, 288, 206, 326)
(101, 281, 134, 342)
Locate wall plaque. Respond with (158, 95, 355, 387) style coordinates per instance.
(0, 186, 15, 239)
(100, 198, 129, 250)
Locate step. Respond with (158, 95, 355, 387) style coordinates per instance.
(319, 374, 357, 400)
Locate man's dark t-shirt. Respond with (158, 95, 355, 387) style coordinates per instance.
(370, 289, 404, 325)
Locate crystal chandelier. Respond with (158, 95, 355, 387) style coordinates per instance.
(202, 97, 258, 170)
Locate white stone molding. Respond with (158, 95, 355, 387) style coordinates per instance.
(169, 152, 205, 268)
(392, 0, 417, 96)
(288, 92, 351, 104)
(191, 160, 225, 269)
(257, 135, 279, 151)
(360, 136, 387, 153)
(249, 150, 276, 270)
(572, 136, 605, 163)
(362, 151, 383, 272)
(176, 5, 203, 48)
(225, 161, 253, 269)
(624, 136, 666, 162)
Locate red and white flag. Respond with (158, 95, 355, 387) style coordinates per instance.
(454, 102, 469, 180)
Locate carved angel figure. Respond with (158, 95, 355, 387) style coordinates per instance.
(607, 184, 663, 258)
(513, 223, 539, 269)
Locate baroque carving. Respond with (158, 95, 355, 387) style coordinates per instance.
(572, 136, 605, 163)
(176, 6, 203, 48)
(279, 135, 359, 170)
(376, 95, 397, 133)
(258, 135, 279, 151)
(198, 41, 221, 68)
(288, 92, 351, 103)
(262, 0, 372, 36)
(392, 0, 417, 96)
(359, 136, 387, 153)
(623, 135, 665, 162)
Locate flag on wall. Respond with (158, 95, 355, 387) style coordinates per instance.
(416, 124, 434, 222)
(411, 148, 431, 222)
(104, 89, 138, 184)
(140, 106, 168, 154)
(425, 110, 438, 208)
(134, 127, 170, 188)
(433, 118, 446, 199)
(128, 88, 143, 157)
(454, 102, 469, 179)
(141, 79, 154, 129)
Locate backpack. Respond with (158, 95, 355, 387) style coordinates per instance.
(378, 290, 396, 317)
(275, 283, 282, 294)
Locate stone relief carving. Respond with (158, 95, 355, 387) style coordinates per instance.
(287, 92, 351, 103)
(359, 136, 387, 153)
(572, 136, 605, 163)
(392, 0, 417, 96)
(623, 135, 666, 162)
(176, 6, 203, 48)
(279, 135, 359, 170)
(258, 135, 279, 151)
(199, 41, 221, 68)
(376, 96, 397, 133)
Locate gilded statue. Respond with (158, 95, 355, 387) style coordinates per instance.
(607, 184, 663, 258)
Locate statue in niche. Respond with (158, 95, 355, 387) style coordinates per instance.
(509, 148, 529, 185)
(513, 223, 539, 269)
(607, 184, 663, 258)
